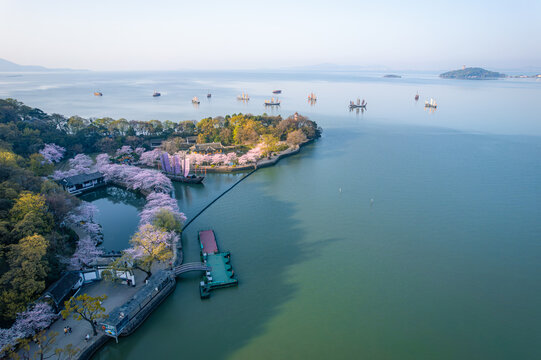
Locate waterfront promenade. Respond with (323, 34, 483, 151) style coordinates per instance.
(23, 271, 146, 358)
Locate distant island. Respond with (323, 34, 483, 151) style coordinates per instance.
(383, 74, 402, 78)
(440, 67, 506, 80)
(0, 58, 81, 72)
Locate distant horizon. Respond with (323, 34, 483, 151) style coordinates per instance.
(2, 0, 540, 72)
(1, 57, 541, 75)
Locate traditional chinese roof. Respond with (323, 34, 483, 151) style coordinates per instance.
(42, 272, 82, 307)
(190, 142, 224, 152)
(59, 172, 104, 187)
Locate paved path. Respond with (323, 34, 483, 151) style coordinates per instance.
(23, 270, 146, 358)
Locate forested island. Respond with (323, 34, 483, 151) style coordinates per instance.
(0, 98, 320, 356)
(440, 67, 506, 79)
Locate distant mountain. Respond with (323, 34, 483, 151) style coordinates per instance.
(440, 67, 506, 80)
(0, 58, 82, 72)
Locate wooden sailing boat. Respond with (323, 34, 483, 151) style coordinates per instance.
(264, 97, 281, 106)
(237, 92, 250, 100)
(349, 98, 367, 109)
(161, 154, 204, 184)
(424, 98, 437, 108)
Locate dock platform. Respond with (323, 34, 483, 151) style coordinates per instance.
(198, 230, 238, 298)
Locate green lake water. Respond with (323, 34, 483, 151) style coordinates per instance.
(93, 125, 541, 360)
(3, 71, 541, 359)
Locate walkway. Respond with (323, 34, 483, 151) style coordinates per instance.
(173, 262, 211, 276)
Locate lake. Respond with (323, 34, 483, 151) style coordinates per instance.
(2, 70, 541, 359)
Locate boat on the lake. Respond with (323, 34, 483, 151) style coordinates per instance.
(94, 91, 103, 96)
(207, 92, 211, 98)
(192, 96, 200, 104)
(153, 91, 161, 97)
(264, 98, 280, 106)
(237, 92, 249, 100)
(424, 98, 437, 108)
(308, 93, 317, 102)
(349, 99, 367, 109)
(415, 93, 419, 101)
(272, 90, 282, 94)
(160, 153, 204, 184)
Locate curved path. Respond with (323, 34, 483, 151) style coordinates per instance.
(173, 262, 211, 276)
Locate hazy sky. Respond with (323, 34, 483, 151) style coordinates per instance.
(1, 0, 540, 71)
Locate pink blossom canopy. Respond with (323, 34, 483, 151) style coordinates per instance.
(39, 143, 65, 163)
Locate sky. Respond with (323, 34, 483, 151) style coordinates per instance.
(1, 0, 540, 71)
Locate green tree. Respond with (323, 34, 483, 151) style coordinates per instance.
(261, 134, 279, 156)
(61, 294, 108, 336)
(33, 330, 58, 360)
(0, 234, 49, 322)
(66, 116, 86, 134)
(10, 192, 48, 223)
(125, 224, 174, 281)
(55, 344, 80, 360)
(286, 129, 307, 146)
(152, 208, 182, 232)
(29, 154, 54, 176)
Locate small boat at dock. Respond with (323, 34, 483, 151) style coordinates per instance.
(94, 91, 103, 96)
(192, 96, 200, 104)
(272, 90, 282, 94)
(264, 98, 280, 106)
(160, 153, 204, 184)
(166, 173, 205, 184)
(153, 91, 161, 97)
(349, 99, 367, 109)
(424, 98, 437, 108)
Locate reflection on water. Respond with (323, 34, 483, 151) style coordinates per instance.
(80, 186, 145, 251)
(95, 128, 541, 359)
(8, 71, 541, 359)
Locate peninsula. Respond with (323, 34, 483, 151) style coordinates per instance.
(0, 98, 320, 359)
(440, 67, 506, 80)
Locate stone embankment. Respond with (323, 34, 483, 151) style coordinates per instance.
(197, 140, 313, 173)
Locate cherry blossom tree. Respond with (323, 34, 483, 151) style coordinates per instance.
(39, 144, 65, 163)
(68, 154, 94, 174)
(52, 168, 80, 180)
(95, 153, 110, 168)
(65, 203, 102, 241)
(115, 145, 133, 156)
(98, 163, 173, 193)
(225, 152, 238, 164)
(124, 224, 176, 280)
(134, 147, 145, 156)
(12, 302, 57, 339)
(238, 144, 264, 165)
(140, 192, 186, 226)
(0, 328, 20, 354)
(53, 153, 96, 180)
(139, 149, 162, 167)
(69, 236, 103, 270)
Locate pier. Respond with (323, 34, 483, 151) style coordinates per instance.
(198, 230, 238, 298)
